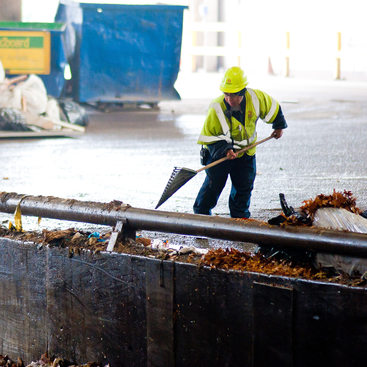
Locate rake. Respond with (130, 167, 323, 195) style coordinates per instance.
(155, 135, 274, 209)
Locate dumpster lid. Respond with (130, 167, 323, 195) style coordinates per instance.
(0, 22, 66, 31)
(79, 3, 188, 11)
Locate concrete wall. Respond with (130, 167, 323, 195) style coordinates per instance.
(0, 0, 21, 21)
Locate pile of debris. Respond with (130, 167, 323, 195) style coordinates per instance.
(264, 190, 367, 278)
(0, 352, 106, 367)
(0, 60, 88, 137)
(269, 189, 366, 227)
(2, 191, 367, 287)
(1, 189, 367, 289)
(1, 225, 204, 265)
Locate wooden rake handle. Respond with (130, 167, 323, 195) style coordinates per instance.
(196, 135, 274, 173)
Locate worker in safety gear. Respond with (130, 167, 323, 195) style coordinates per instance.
(193, 66, 287, 218)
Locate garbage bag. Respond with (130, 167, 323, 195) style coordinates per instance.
(0, 108, 31, 131)
(58, 98, 89, 126)
(0, 82, 22, 110)
(314, 207, 367, 275)
(0, 60, 4, 83)
(45, 98, 61, 124)
(12, 74, 48, 115)
(313, 207, 367, 233)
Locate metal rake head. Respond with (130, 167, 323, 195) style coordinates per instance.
(155, 167, 197, 209)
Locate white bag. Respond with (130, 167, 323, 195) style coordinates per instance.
(314, 208, 367, 275)
(0, 59, 5, 83)
(12, 74, 48, 115)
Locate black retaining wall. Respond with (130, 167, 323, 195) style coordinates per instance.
(0, 237, 366, 366)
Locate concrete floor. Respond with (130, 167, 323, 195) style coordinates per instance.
(1, 72, 367, 239)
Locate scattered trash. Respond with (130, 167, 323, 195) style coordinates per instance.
(268, 190, 363, 227)
(151, 238, 169, 249)
(201, 248, 326, 280)
(0, 107, 31, 131)
(88, 231, 106, 242)
(0, 352, 109, 367)
(1, 189, 367, 293)
(13, 201, 23, 232)
(58, 98, 89, 127)
(0, 61, 87, 138)
(267, 190, 367, 277)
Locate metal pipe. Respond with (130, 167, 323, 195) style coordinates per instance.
(1, 192, 367, 257)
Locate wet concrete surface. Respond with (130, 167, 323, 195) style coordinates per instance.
(0, 73, 366, 247)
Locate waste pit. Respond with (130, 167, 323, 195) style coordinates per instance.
(0, 191, 367, 366)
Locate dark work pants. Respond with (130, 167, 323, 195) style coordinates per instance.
(193, 153, 256, 218)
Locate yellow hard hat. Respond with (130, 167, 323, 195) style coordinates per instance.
(220, 66, 248, 93)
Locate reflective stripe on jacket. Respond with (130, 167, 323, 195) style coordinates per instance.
(197, 88, 280, 156)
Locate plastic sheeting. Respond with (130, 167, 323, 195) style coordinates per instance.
(14, 74, 48, 115)
(0, 74, 48, 115)
(313, 207, 367, 233)
(0, 60, 4, 83)
(73, 3, 187, 103)
(314, 208, 367, 275)
(0, 65, 62, 130)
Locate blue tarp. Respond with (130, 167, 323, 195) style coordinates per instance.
(73, 3, 187, 103)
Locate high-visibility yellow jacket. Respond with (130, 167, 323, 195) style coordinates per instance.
(197, 88, 281, 156)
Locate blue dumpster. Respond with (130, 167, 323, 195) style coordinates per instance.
(0, 22, 67, 98)
(72, 3, 187, 104)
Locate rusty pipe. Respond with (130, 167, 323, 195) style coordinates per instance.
(1, 192, 367, 257)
